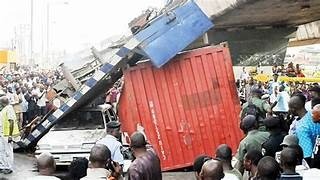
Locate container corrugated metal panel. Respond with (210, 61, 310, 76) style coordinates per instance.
(118, 46, 242, 171)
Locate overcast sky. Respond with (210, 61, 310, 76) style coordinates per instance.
(0, 0, 165, 54)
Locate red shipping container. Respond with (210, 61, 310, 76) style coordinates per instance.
(118, 46, 242, 171)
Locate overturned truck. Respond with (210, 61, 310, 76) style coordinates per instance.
(17, 0, 213, 154)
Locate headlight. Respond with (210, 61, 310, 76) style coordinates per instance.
(81, 143, 95, 150)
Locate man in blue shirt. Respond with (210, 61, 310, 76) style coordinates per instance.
(288, 94, 308, 135)
(296, 104, 320, 167)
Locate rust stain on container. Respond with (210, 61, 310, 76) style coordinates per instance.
(118, 46, 242, 171)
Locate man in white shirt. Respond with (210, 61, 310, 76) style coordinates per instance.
(6, 87, 16, 105)
(240, 67, 249, 81)
(36, 85, 48, 117)
(96, 121, 124, 166)
(271, 85, 290, 114)
(268, 74, 280, 95)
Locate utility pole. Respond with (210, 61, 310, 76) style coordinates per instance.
(47, 1, 69, 67)
(30, 0, 34, 66)
(47, 2, 50, 66)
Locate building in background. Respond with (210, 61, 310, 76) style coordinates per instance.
(0, 49, 17, 71)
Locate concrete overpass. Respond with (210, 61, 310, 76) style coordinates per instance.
(193, 0, 320, 65)
(197, 0, 320, 28)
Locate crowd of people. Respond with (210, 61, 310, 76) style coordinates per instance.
(2, 63, 320, 179)
(246, 62, 305, 77)
(0, 67, 63, 175)
(0, 67, 62, 128)
(20, 65, 320, 180)
(202, 66, 320, 180)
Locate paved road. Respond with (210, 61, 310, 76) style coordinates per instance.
(0, 153, 195, 180)
(0, 153, 37, 180)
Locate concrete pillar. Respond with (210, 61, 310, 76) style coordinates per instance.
(59, 63, 80, 90)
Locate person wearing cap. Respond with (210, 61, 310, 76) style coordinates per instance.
(275, 135, 303, 166)
(96, 121, 124, 166)
(261, 116, 286, 157)
(128, 132, 161, 180)
(305, 85, 320, 111)
(282, 135, 299, 147)
(235, 115, 269, 174)
(240, 88, 271, 122)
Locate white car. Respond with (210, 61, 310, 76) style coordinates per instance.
(35, 104, 117, 165)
